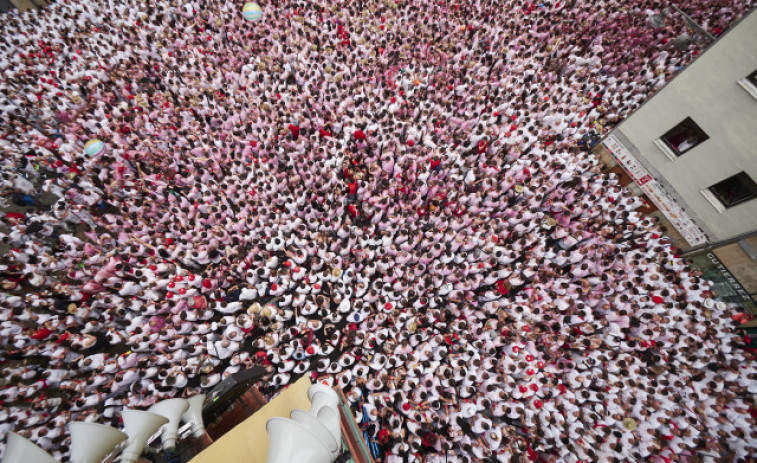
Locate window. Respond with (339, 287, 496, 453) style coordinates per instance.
(748, 69, 757, 88)
(709, 172, 757, 208)
(659, 117, 709, 156)
(738, 69, 757, 100)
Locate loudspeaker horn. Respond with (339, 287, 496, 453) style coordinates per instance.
(307, 384, 338, 402)
(290, 409, 339, 458)
(315, 405, 342, 447)
(309, 391, 339, 416)
(69, 422, 128, 463)
(1, 432, 56, 463)
(180, 394, 207, 439)
(265, 417, 332, 463)
(119, 410, 169, 463)
(148, 398, 189, 451)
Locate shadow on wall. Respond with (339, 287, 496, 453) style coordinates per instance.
(0, 0, 15, 13)
(3, 0, 49, 13)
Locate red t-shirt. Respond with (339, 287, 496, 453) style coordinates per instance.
(288, 124, 300, 138)
(31, 328, 53, 340)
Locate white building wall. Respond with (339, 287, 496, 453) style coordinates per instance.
(610, 9, 757, 243)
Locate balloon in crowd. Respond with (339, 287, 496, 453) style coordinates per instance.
(83, 140, 105, 157)
(243, 3, 263, 21)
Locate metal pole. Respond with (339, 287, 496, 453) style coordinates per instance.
(670, 4, 716, 42)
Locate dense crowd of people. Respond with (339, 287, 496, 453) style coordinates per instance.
(1, 0, 756, 461)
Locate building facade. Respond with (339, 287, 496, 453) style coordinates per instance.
(600, 9, 757, 307)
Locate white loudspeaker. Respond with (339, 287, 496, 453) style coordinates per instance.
(180, 394, 207, 439)
(69, 422, 128, 463)
(148, 398, 189, 451)
(307, 384, 338, 403)
(1, 432, 56, 463)
(290, 409, 339, 458)
(315, 405, 342, 448)
(265, 418, 332, 463)
(119, 410, 169, 463)
(309, 391, 339, 416)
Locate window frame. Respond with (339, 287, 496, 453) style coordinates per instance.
(707, 171, 757, 210)
(657, 117, 709, 159)
(747, 69, 757, 87)
(738, 69, 757, 101)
